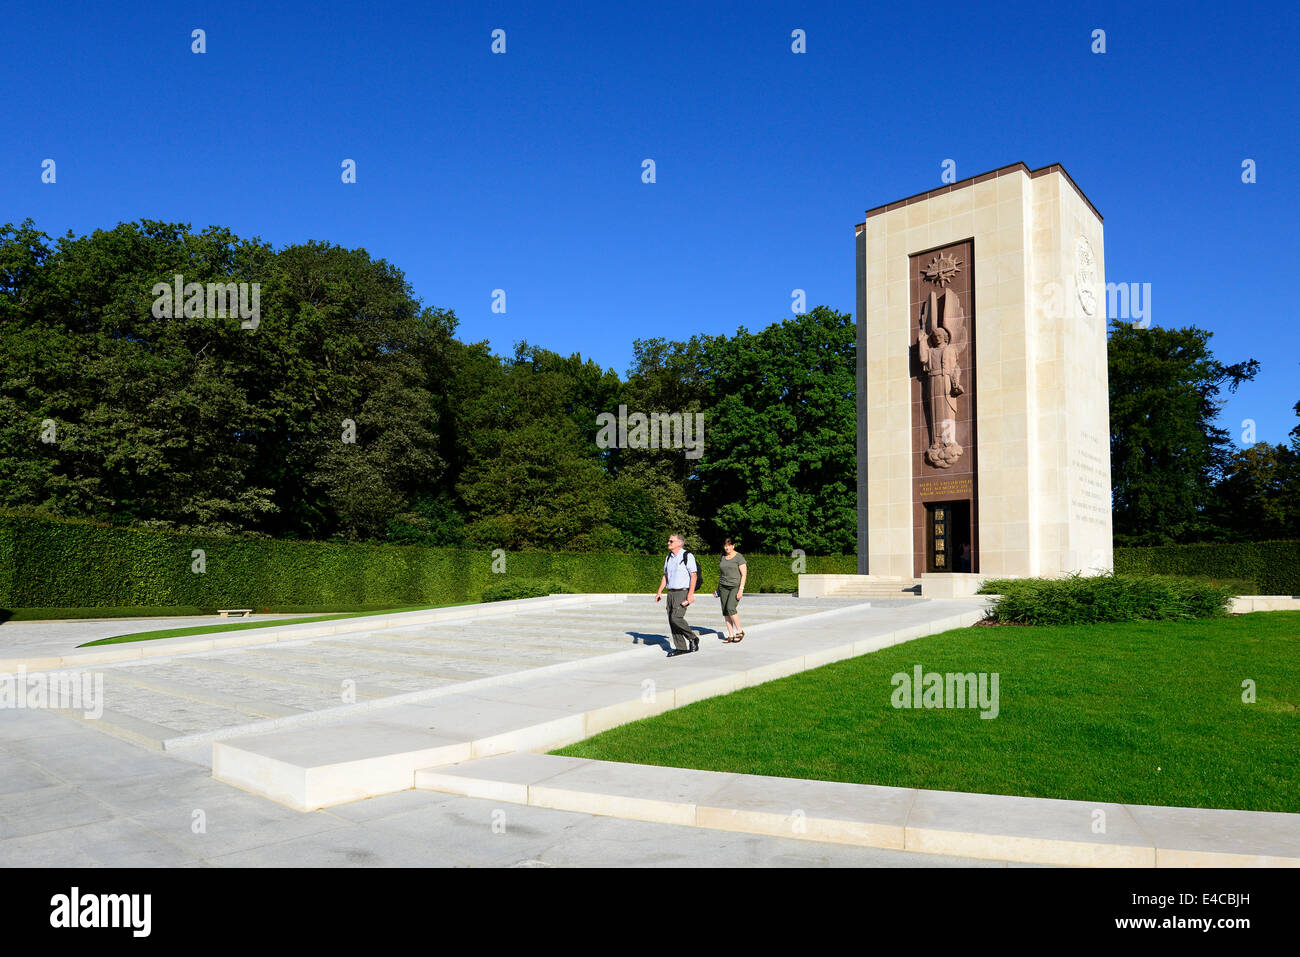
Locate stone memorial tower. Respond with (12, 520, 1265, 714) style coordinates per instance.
(851, 162, 1113, 588)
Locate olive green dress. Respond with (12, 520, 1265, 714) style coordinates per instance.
(717, 552, 745, 615)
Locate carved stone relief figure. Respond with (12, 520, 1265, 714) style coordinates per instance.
(917, 253, 968, 469)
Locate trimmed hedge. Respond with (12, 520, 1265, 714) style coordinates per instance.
(1, 606, 210, 622)
(0, 512, 856, 611)
(480, 578, 575, 602)
(4, 512, 1295, 614)
(1114, 541, 1300, 596)
(980, 574, 1236, 625)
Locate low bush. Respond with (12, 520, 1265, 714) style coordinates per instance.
(979, 573, 1236, 625)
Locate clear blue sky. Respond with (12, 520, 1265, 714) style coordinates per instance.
(4, 0, 1297, 442)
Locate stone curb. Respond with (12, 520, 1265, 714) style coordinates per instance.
(414, 753, 1300, 868)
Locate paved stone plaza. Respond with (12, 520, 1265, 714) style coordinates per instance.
(1, 595, 1021, 867)
(2, 702, 1033, 868)
(3, 595, 1296, 867)
(7, 596, 875, 749)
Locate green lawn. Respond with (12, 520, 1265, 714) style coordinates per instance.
(77, 601, 472, 647)
(554, 612, 1300, 813)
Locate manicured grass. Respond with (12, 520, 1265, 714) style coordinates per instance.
(77, 602, 473, 647)
(553, 612, 1300, 813)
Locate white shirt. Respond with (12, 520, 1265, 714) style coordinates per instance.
(664, 550, 698, 590)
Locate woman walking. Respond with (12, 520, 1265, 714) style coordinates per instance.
(715, 537, 747, 642)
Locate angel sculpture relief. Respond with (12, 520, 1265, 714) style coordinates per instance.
(917, 254, 968, 469)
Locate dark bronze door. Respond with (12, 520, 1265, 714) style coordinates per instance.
(926, 501, 972, 573)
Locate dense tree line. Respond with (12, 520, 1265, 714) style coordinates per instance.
(0, 220, 854, 553)
(1, 220, 1295, 552)
(1107, 322, 1299, 545)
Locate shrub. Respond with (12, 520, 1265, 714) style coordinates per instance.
(979, 573, 1236, 625)
(480, 578, 574, 602)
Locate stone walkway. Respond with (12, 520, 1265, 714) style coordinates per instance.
(2, 594, 1025, 867)
(0, 708, 1014, 867)
(12, 595, 872, 749)
(6, 594, 1294, 868)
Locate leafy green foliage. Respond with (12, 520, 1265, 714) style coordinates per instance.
(1, 606, 208, 622)
(0, 511, 857, 610)
(7, 218, 1293, 558)
(978, 573, 1236, 624)
(1107, 321, 1258, 544)
(620, 306, 856, 553)
(1209, 442, 1300, 541)
(1115, 540, 1299, 595)
(0, 220, 455, 540)
(479, 578, 575, 602)
(695, 306, 857, 553)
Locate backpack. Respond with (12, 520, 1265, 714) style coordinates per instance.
(665, 549, 705, 591)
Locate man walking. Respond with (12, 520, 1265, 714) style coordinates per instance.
(655, 533, 699, 656)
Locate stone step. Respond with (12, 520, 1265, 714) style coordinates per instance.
(104, 670, 308, 719)
(271, 646, 508, 683)
(258, 640, 576, 671)
(825, 583, 923, 597)
(355, 631, 623, 656)
(413, 753, 1300, 868)
(56, 707, 180, 750)
(177, 656, 408, 699)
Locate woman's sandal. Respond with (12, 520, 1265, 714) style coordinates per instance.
(733, 631, 745, 643)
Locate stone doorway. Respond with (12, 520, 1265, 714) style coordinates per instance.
(925, 500, 973, 573)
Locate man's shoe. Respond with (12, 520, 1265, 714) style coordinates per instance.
(689, 637, 699, 653)
(667, 649, 686, 657)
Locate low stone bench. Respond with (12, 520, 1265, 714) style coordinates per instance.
(217, 608, 254, 618)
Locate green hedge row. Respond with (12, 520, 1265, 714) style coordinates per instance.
(8, 513, 1288, 613)
(1114, 541, 1300, 596)
(0, 513, 856, 611)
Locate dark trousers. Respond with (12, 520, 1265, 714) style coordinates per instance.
(666, 588, 693, 650)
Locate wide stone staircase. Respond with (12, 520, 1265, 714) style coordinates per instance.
(51, 594, 870, 751)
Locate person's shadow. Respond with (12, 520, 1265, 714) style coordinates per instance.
(626, 626, 726, 650)
(626, 632, 671, 650)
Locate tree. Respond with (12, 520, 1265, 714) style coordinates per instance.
(605, 462, 699, 553)
(1107, 321, 1258, 544)
(0, 221, 456, 539)
(695, 306, 857, 554)
(261, 240, 456, 540)
(0, 220, 280, 532)
(1211, 442, 1300, 541)
(450, 342, 621, 550)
